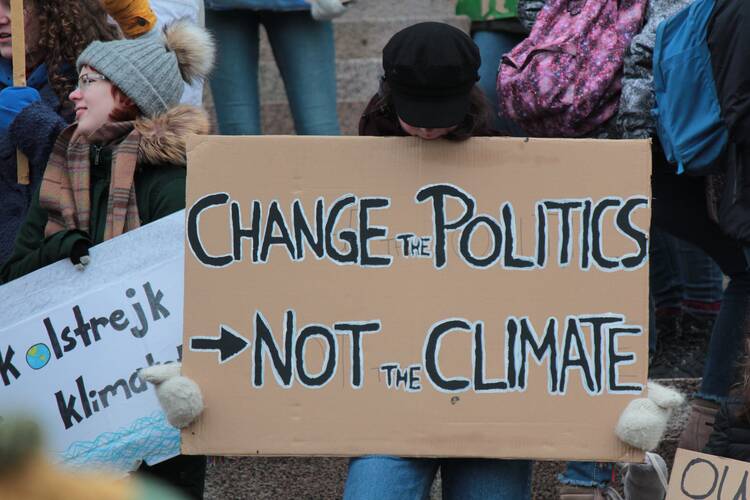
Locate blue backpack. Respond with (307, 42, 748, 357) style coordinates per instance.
(653, 0, 728, 175)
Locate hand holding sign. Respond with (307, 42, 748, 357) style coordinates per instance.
(0, 86, 40, 131)
(616, 381, 685, 451)
(139, 363, 204, 429)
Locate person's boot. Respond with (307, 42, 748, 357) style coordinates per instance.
(679, 312, 716, 378)
(649, 310, 688, 378)
(677, 398, 720, 451)
(559, 485, 623, 500)
(622, 452, 669, 500)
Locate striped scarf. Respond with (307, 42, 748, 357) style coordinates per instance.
(40, 121, 142, 241)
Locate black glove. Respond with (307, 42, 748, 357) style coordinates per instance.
(69, 238, 92, 271)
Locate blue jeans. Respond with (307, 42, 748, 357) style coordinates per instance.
(699, 270, 750, 401)
(650, 227, 723, 313)
(206, 9, 340, 135)
(472, 30, 526, 136)
(344, 455, 532, 500)
(559, 461, 613, 489)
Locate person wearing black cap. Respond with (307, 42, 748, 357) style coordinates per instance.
(348, 22, 531, 500)
(358, 22, 496, 141)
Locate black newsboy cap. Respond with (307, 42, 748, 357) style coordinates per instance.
(383, 22, 481, 129)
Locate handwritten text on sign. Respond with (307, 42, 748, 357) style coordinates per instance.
(668, 449, 750, 499)
(186, 187, 647, 396)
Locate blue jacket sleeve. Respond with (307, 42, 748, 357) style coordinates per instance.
(8, 100, 68, 178)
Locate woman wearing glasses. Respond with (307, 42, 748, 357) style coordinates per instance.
(0, 20, 213, 287)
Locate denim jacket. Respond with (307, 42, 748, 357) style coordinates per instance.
(204, 0, 310, 11)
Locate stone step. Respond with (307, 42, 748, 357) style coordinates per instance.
(204, 379, 700, 499)
(255, 14, 471, 135)
(259, 15, 470, 62)
(261, 100, 367, 136)
(339, 0, 458, 20)
(259, 58, 380, 105)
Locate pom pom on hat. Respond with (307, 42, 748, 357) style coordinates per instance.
(163, 19, 215, 84)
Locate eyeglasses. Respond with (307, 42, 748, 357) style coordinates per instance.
(77, 73, 108, 91)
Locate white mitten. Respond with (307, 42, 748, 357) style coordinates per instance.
(139, 362, 204, 429)
(308, 0, 347, 20)
(615, 381, 684, 451)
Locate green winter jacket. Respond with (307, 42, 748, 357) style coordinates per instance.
(0, 105, 209, 283)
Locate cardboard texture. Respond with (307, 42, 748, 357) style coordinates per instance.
(668, 449, 750, 499)
(181, 136, 650, 461)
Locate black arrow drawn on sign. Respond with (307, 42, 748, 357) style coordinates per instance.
(190, 325, 249, 364)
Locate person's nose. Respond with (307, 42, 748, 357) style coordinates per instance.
(69, 87, 82, 102)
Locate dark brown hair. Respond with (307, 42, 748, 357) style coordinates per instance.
(31, 0, 120, 107)
(375, 79, 494, 140)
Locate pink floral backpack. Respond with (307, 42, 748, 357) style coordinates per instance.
(498, 0, 647, 137)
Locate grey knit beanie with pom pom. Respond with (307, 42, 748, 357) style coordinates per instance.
(77, 20, 215, 117)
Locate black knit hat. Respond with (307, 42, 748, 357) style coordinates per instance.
(383, 22, 481, 129)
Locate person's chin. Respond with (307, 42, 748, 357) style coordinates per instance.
(75, 123, 93, 138)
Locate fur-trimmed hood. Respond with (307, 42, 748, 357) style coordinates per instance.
(134, 104, 210, 166)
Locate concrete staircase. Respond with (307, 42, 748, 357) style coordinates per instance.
(257, 0, 469, 135)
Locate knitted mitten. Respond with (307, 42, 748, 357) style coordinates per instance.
(615, 381, 685, 451)
(139, 362, 204, 429)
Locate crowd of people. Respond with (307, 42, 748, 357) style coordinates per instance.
(0, 0, 749, 499)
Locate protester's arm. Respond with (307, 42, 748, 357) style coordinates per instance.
(0, 86, 69, 181)
(708, 1, 750, 146)
(150, 173, 186, 220)
(101, 0, 157, 38)
(702, 403, 731, 458)
(0, 188, 90, 283)
(9, 101, 68, 174)
(139, 167, 186, 223)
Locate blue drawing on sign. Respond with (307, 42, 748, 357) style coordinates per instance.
(59, 411, 179, 471)
(26, 343, 51, 370)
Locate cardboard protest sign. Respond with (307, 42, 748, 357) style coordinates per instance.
(182, 136, 650, 461)
(668, 449, 750, 499)
(0, 212, 184, 472)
